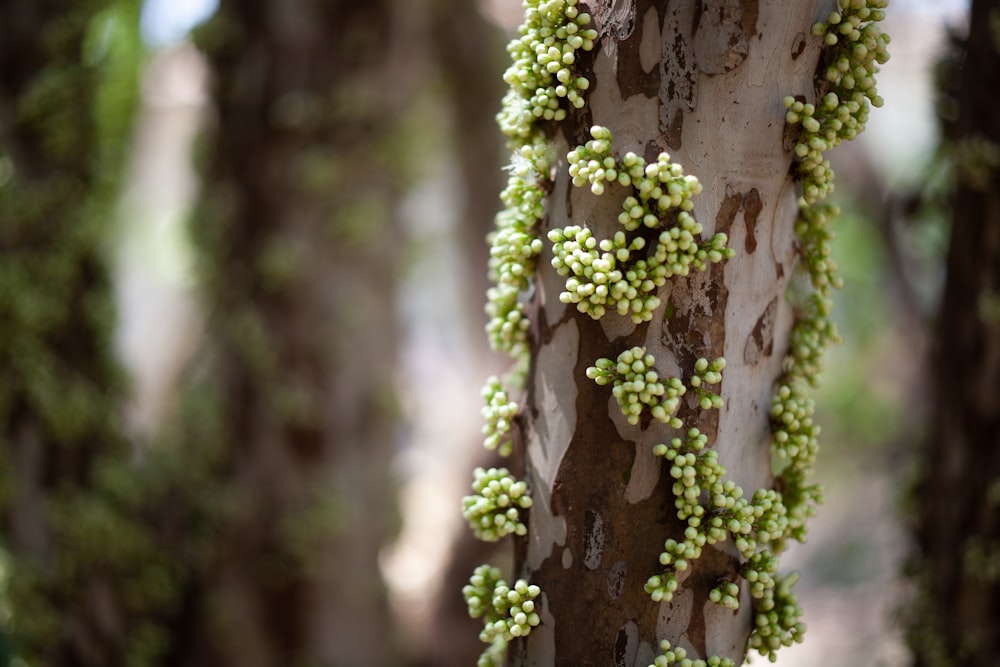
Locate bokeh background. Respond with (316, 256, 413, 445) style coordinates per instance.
(0, 0, 985, 665)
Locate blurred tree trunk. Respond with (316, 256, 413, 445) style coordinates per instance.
(910, 0, 1000, 664)
(172, 1, 420, 665)
(416, 2, 507, 666)
(0, 1, 145, 663)
(431, 0, 507, 340)
(508, 1, 832, 663)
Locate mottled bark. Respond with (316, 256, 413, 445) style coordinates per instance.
(175, 1, 416, 665)
(511, 1, 830, 664)
(911, 0, 1000, 663)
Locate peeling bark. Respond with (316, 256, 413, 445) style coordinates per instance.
(511, 1, 831, 663)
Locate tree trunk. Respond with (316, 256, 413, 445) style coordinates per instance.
(0, 1, 143, 663)
(910, 0, 1000, 663)
(514, 2, 824, 663)
(173, 1, 418, 664)
(460, 0, 888, 664)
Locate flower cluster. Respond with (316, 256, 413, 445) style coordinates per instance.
(689, 357, 726, 410)
(568, 127, 701, 211)
(462, 467, 533, 542)
(795, 201, 842, 300)
(548, 226, 658, 321)
(464, 564, 542, 665)
(551, 127, 732, 322)
(645, 427, 794, 609)
(481, 376, 519, 456)
(485, 282, 531, 377)
(649, 639, 736, 667)
(785, 202, 843, 389)
(496, 0, 598, 142)
(746, 5, 890, 659)
(586, 347, 691, 427)
(646, 429, 723, 602)
(747, 571, 806, 661)
(785, 0, 890, 204)
(708, 580, 741, 611)
(770, 383, 824, 545)
(486, 142, 551, 374)
(487, 0, 595, 378)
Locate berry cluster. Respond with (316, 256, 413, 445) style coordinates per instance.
(649, 639, 736, 667)
(486, 142, 551, 374)
(645, 426, 794, 613)
(496, 0, 598, 142)
(586, 347, 691, 427)
(463, 565, 542, 663)
(747, 571, 806, 661)
(785, 0, 890, 204)
(481, 376, 520, 456)
(462, 467, 533, 542)
(552, 127, 733, 322)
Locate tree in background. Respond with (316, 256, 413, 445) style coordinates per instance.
(908, 0, 1000, 663)
(160, 0, 422, 663)
(0, 0, 422, 664)
(461, 0, 889, 664)
(0, 1, 171, 663)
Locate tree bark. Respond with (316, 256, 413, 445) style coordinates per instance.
(508, 1, 832, 663)
(910, 0, 1000, 663)
(174, 1, 418, 664)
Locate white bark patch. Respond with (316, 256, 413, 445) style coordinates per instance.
(598, 311, 638, 340)
(634, 642, 656, 667)
(607, 560, 627, 599)
(664, 0, 827, 502)
(561, 547, 573, 569)
(524, 593, 557, 667)
(588, 37, 658, 153)
(527, 476, 567, 573)
(703, 593, 748, 661)
(719, 200, 795, 493)
(638, 6, 661, 73)
(613, 620, 639, 667)
(656, 588, 693, 640)
(526, 319, 578, 571)
(529, 319, 579, 484)
(583, 510, 606, 570)
(624, 440, 661, 503)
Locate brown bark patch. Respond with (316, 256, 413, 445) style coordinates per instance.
(615, 0, 660, 99)
(744, 297, 777, 365)
(661, 108, 685, 150)
(791, 33, 807, 60)
(743, 187, 763, 253)
(692, 0, 758, 74)
(684, 544, 742, 656)
(716, 186, 744, 236)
